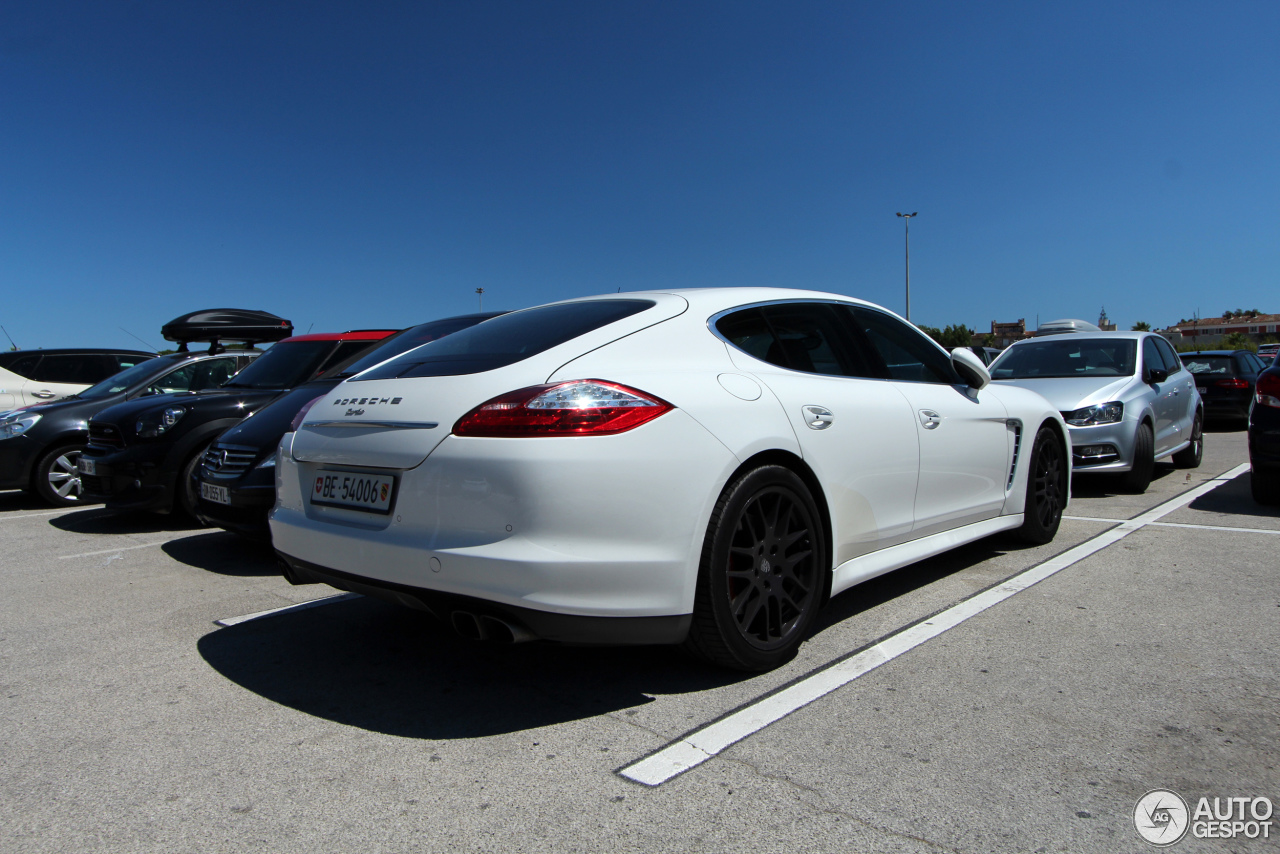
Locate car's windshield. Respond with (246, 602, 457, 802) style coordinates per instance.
(1181, 356, 1237, 376)
(223, 341, 336, 389)
(353, 300, 655, 380)
(76, 356, 178, 399)
(990, 338, 1137, 380)
(329, 314, 502, 379)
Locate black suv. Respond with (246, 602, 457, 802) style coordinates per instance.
(81, 329, 396, 517)
(0, 349, 154, 413)
(194, 312, 503, 539)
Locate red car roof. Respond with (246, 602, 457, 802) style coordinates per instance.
(278, 329, 398, 343)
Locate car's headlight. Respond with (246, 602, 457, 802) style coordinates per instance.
(135, 406, 187, 438)
(1064, 401, 1123, 427)
(254, 453, 277, 470)
(0, 413, 41, 440)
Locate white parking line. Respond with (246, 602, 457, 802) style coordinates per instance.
(214, 593, 361, 627)
(618, 462, 1252, 786)
(1, 509, 75, 521)
(58, 531, 209, 560)
(1067, 515, 1280, 535)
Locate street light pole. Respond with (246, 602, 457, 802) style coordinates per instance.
(896, 212, 917, 321)
(476, 288, 484, 311)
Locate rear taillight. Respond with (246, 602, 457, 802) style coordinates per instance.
(1215, 378, 1249, 389)
(1257, 373, 1280, 408)
(289, 394, 327, 431)
(453, 380, 674, 437)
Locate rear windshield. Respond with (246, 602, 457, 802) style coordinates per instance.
(77, 356, 184, 399)
(353, 300, 655, 380)
(1181, 356, 1238, 376)
(990, 338, 1137, 380)
(328, 314, 501, 380)
(223, 340, 338, 389)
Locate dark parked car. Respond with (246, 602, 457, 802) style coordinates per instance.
(194, 312, 504, 539)
(1180, 350, 1268, 425)
(80, 329, 396, 517)
(1248, 359, 1280, 504)
(0, 348, 155, 413)
(0, 350, 261, 506)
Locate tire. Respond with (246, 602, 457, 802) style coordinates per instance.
(1118, 422, 1155, 494)
(1172, 412, 1203, 469)
(1251, 466, 1280, 505)
(1012, 425, 1066, 545)
(683, 465, 826, 672)
(33, 445, 92, 507)
(176, 445, 209, 520)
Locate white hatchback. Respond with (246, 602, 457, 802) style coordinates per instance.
(272, 289, 1070, 670)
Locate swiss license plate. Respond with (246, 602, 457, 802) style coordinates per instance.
(200, 482, 230, 505)
(79, 458, 96, 476)
(311, 471, 396, 514)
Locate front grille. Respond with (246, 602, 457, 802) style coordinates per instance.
(88, 423, 125, 449)
(201, 443, 259, 478)
(80, 474, 108, 494)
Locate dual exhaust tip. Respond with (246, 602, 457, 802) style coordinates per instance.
(278, 558, 535, 644)
(450, 610, 536, 644)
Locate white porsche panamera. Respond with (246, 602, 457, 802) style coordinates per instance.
(271, 289, 1070, 671)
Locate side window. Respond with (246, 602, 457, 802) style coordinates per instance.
(850, 307, 960, 384)
(1142, 338, 1167, 376)
(148, 358, 238, 394)
(715, 308, 775, 363)
(189, 358, 237, 390)
(716, 303, 868, 377)
(1154, 338, 1181, 375)
(757, 304, 862, 376)
(6, 354, 42, 380)
(113, 355, 149, 371)
(31, 355, 103, 384)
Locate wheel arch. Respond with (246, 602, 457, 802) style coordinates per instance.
(720, 448, 835, 603)
(27, 430, 90, 490)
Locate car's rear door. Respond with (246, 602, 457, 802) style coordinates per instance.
(720, 302, 919, 561)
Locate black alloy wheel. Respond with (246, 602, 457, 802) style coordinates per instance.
(1013, 425, 1066, 544)
(1173, 412, 1203, 469)
(684, 465, 826, 671)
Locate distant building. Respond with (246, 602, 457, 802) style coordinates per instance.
(1164, 313, 1280, 346)
(987, 319, 1027, 348)
(1097, 307, 1117, 332)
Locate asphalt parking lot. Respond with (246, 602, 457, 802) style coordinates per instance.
(2, 430, 1276, 853)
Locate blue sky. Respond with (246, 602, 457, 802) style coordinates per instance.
(2, 1, 1277, 350)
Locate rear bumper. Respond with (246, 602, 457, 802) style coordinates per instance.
(277, 552, 691, 645)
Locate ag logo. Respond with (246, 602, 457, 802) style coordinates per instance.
(1134, 789, 1190, 846)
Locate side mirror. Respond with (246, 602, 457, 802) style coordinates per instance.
(951, 347, 991, 390)
(1146, 368, 1168, 384)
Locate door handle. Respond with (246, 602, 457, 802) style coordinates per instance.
(32, 391, 57, 399)
(802, 405, 834, 430)
(919, 409, 941, 430)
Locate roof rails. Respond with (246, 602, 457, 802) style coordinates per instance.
(161, 309, 294, 352)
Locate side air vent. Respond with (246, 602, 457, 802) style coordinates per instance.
(1006, 419, 1023, 491)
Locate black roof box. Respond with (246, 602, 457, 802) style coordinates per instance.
(162, 309, 294, 351)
